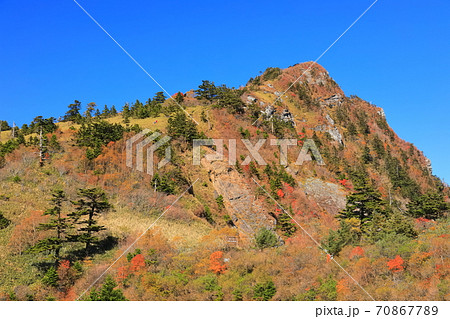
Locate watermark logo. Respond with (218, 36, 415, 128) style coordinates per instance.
(193, 138, 324, 166)
(126, 129, 171, 175)
(127, 131, 324, 175)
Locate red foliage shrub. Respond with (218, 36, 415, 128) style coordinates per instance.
(8, 210, 48, 254)
(387, 255, 404, 273)
(59, 260, 70, 269)
(349, 246, 364, 259)
(209, 251, 227, 275)
(116, 266, 129, 281)
(130, 254, 146, 272)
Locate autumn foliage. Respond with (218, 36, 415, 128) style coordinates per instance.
(209, 251, 227, 275)
(387, 255, 405, 273)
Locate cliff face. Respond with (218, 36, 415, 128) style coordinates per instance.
(191, 61, 444, 237)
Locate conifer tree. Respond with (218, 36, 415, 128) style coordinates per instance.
(195, 80, 218, 101)
(28, 190, 69, 261)
(122, 103, 131, 121)
(407, 192, 448, 220)
(69, 188, 111, 254)
(110, 105, 118, 115)
(337, 180, 385, 233)
(102, 105, 110, 118)
(63, 100, 82, 123)
(174, 92, 184, 104)
(88, 276, 127, 301)
(153, 91, 166, 104)
(167, 111, 199, 143)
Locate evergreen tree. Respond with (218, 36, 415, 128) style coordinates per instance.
(48, 135, 61, 152)
(361, 145, 373, 164)
(63, 100, 82, 123)
(195, 80, 218, 101)
(110, 105, 118, 116)
(167, 111, 199, 143)
(153, 91, 166, 104)
(30, 116, 57, 134)
(85, 102, 96, 119)
(0, 212, 11, 229)
(75, 120, 124, 160)
(217, 87, 245, 114)
(337, 181, 385, 233)
(347, 122, 357, 136)
(277, 212, 297, 237)
(253, 281, 276, 301)
(407, 192, 449, 220)
(102, 105, 110, 118)
(28, 190, 69, 261)
(131, 99, 148, 119)
(148, 99, 162, 117)
(174, 92, 184, 104)
(372, 135, 385, 157)
(0, 120, 11, 131)
(255, 228, 278, 250)
(42, 267, 59, 287)
(323, 220, 359, 256)
(122, 103, 131, 121)
(88, 276, 127, 301)
(69, 188, 111, 254)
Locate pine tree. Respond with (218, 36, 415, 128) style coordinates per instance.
(28, 190, 69, 261)
(85, 102, 96, 119)
(167, 111, 199, 143)
(195, 80, 218, 101)
(102, 105, 110, 118)
(217, 87, 245, 114)
(69, 188, 111, 254)
(0, 212, 11, 229)
(174, 92, 184, 104)
(63, 100, 82, 123)
(122, 103, 131, 121)
(407, 192, 449, 220)
(253, 281, 277, 301)
(42, 266, 59, 287)
(323, 220, 359, 256)
(88, 276, 127, 301)
(337, 181, 385, 233)
(255, 228, 278, 250)
(361, 145, 373, 164)
(110, 105, 118, 116)
(347, 122, 357, 136)
(153, 91, 166, 104)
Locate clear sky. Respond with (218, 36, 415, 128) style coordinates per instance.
(0, 0, 449, 182)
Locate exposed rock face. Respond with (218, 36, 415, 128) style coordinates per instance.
(328, 127, 343, 144)
(298, 178, 347, 215)
(425, 157, 433, 174)
(312, 114, 344, 145)
(377, 108, 386, 118)
(325, 114, 335, 126)
(246, 95, 257, 104)
(280, 109, 295, 126)
(320, 94, 343, 108)
(201, 159, 276, 237)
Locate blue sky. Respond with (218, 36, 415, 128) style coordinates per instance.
(0, 0, 449, 182)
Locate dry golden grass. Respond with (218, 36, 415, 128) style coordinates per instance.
(0, 130, 12, 142)
(102, 205, 212, 249)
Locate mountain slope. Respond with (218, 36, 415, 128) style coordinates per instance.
(0, 62, 448, 301)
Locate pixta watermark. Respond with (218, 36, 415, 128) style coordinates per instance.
(126, 131, 324, 175)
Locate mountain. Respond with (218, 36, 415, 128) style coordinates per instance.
(0, 62, 448, 301)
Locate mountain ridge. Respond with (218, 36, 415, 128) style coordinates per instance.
(0, 62, 448, 301)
